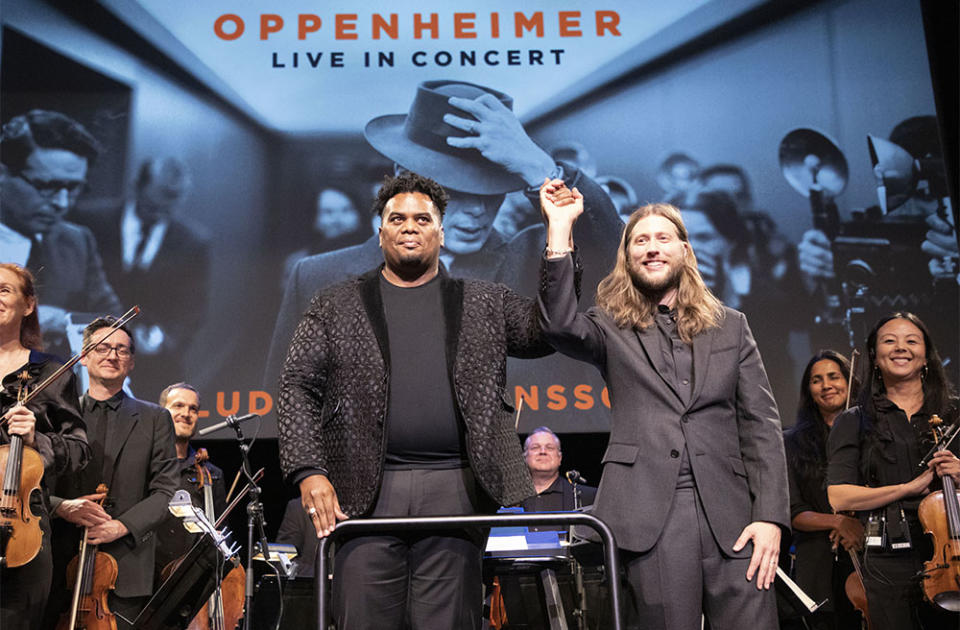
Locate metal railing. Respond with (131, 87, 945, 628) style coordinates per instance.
(314, 512, 623, 629)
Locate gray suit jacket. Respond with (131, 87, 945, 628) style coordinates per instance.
(539, 255, 789, 554)
(51, 394, 179, 598)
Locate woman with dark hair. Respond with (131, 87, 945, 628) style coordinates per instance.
(784, 350, 863, 629)
(827, 312, 960, 629)
(0, 263, 88, 630)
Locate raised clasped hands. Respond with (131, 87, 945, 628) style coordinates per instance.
(539, 178, 583, 224)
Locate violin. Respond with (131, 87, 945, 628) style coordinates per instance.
(918, 414, 960, 612)
(0, 370, 45, 568)
(843, 549, 872, 628)
(840, 349, 872, 628)
(56, 483, 118, 630)
(1, 306, 140, 571)
(188, 448, 245, 630)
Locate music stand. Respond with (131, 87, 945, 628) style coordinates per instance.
(132, 537, 224, 630)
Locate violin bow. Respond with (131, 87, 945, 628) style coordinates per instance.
(1, 306, 141, 429)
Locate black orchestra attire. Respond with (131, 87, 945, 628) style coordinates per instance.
(783, 425, 860, 629)
(0, 351, 87, 630)
(277, 266, 549, 629)
(47, 391, 179, 629)
(827, 397, 960, 630)
(521, 477, 596, 532)
(153, 446, 226, 585)
(539, 254, 789, 630)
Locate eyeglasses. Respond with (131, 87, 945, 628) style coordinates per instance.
(91, 344, 133, 358)
(17, 174, 86, 199)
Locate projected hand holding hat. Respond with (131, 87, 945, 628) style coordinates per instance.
(443, 94, 555, 187)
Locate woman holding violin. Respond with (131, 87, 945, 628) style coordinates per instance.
(784, 350, 864, 629)
(827, 312, 960, 629)
(0, 263, 89, 630)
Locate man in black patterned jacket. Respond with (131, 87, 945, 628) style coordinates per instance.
(277, 172, 552, 630)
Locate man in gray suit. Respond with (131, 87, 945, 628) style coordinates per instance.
(537, 181, 789, 629)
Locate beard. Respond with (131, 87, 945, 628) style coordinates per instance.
(629, 260, 683, 296)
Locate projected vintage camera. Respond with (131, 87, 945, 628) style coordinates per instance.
(779, 127, 949, 347)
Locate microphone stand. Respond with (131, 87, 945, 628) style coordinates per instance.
(569, 478, 587, 630)
(228, 420, 272, 630)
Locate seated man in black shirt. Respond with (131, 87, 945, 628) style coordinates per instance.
(153, 382, 226, 584)
(521, 427, 596, 525)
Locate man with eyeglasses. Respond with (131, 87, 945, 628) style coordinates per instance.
(0, 110, 122, 357)
(45, 316, 178, 629)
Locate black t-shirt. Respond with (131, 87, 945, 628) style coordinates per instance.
(380, 274, 465, 468)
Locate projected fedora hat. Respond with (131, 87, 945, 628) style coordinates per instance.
(364, 80, 527, 195)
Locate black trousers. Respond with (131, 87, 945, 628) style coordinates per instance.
(332, 467, 486, 630)
(0, 498, 52, 630)
(621, 486, 778, 630)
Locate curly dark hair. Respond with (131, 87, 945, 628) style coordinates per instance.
(785, 350, 854, 483)
(371, 172, 447, 219)
(1, 110, 101, 172)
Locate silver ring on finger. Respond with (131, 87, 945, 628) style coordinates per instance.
(308, 507, 317, 516)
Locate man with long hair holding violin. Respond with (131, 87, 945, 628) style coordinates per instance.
(153, 382, 226, 585)
(45, 316, 178, 629)
(0, 262, 88, 630)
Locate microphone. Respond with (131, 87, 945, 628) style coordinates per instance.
(197, 412, 260, 437)
(565, 470, 588, 485)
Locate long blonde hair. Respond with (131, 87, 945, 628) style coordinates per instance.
(596, 203, 725, 343)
